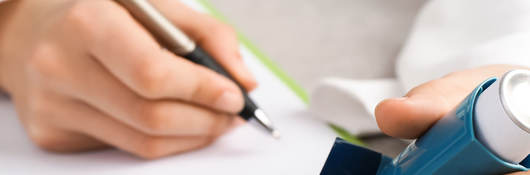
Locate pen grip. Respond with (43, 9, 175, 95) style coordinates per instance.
(183, 47, 256, 120)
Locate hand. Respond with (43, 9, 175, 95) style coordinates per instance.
(509, 171, 530, 175)
(375, 64, 527, 138)
(375, 64, 529, 174)
(0, 0, 256, 159)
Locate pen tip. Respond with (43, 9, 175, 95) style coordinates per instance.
(272, 130, 281, 139)
(252, 109, 280, 139)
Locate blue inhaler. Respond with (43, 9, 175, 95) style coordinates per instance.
(321, 70, 530, 175)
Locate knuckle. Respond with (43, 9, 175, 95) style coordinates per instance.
(190, 112, 218, 136)
(188, 67, 235, 106)
(27, 95, 53, 119)
(133, 62, 169, 99)
(135, 136, 167, 159)
(206, 114, 231, 136)
(188, 68, 213, 100)
(61, 1, 122, 37)
(26, 124, 61, 151)
(62, 1, 95, 30)
(138, 103, 168, 135)
(26, 44, 60, 81)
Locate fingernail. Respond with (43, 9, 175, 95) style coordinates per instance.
(214, 91, 243, 112)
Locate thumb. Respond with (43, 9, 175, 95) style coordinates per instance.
(375, 94, 453, 139)
(375, 65, 526, 139)
(506, 171, 530, 175)
(375, 74, 481, 139)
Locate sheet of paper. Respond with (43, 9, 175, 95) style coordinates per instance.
(309, 78, 404, 135)
(0, 2, 338, 174)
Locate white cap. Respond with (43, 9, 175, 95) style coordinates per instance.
(474, 69, 530, 163)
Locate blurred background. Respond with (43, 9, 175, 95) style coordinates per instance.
(209, 0, 425, 156)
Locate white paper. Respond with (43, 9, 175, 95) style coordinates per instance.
(0, 1, 338, 174)
(310, 78, 404, 135)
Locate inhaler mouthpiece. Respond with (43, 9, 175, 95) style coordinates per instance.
(474, 70, 530, 163)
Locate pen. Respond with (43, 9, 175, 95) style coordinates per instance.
(115, 0, 280, 138)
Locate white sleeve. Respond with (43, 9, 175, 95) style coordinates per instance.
(397, 0, 530, 91)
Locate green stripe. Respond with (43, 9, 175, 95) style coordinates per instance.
(329, 124, 366, 146)
(195, 0, 363, 145)
(196, 0, 309, 103)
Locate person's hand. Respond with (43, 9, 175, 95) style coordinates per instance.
(509, 170, 530, 175)
(375, 64, 527, 138)
(0, 0, 256, 159)
(375, 64, 529, 174)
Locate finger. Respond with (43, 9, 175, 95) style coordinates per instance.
(37, 46, 237, 136)
(26, 124, 108, 153)
(83, 1, 244, 113)
(507, 171, 530, 175)
(19, 90, 108, 152)
(374, 65, 525, 139)
(49, 98, 220, 159)
(151, 0, 257, 91)
(375, 96, 450, 139)
(375, 74, 478, 139)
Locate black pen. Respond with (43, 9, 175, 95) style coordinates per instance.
(115, 0, 280, 138)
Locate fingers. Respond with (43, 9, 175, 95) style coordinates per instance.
(507, 171, 530, 175)
(375, 74, 477, 139)
(375, 65, 529, 139)
(38, 48, 237, 136)
(151, 0, 257, 91)
(26, 124, 108, 153)
(375, 95, 451, 139)
(18, 89, 108, 153)
(24, 49, 235, 158)
(84, 1, 244, 113)
(49, 98, 218, 159)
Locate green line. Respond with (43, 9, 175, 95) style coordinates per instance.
(196, 0, 309, 104)
(195, 0, 363, 145)
(237, 36, 310, 103)
(329, 124, 365, 146)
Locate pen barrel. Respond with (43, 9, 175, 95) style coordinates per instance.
(116, 0, 196, 55)
(184, 47, 256, 120)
